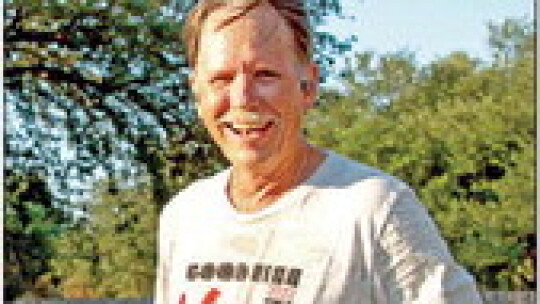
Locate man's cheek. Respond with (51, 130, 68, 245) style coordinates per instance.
(257, 83, 280, 99)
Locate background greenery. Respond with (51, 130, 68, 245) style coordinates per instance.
(4, 0, 535, 299)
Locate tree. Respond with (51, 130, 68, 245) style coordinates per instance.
(307, 19, 535, 290)
(4, 0, 191, 205)
(49, 180, 158, 297)
(4, 170, 68, 300)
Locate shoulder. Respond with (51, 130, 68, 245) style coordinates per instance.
(315, 151, 412, 202)
(314, 151, 415, 221)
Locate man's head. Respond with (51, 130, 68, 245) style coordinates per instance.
(185, 0, 319, 169)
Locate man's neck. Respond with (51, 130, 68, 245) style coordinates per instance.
(228, 144, 325, 213)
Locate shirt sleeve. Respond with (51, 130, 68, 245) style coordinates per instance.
(374, 186, 484, 304)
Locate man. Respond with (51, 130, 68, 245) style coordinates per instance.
(156, 0, 483, 303)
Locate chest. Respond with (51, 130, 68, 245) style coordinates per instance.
(168, 207, 351, 303)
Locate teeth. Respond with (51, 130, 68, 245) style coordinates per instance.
(233, 123, 265, 129)
(220, 111, 275, 130)
(225, 121, 272, 135)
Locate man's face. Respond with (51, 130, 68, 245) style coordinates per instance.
(192, 4, 318, 169)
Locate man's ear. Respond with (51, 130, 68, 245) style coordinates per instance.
(189, 74, 198, 97)
(300, 63, 319, 110)
(189, 74, 204, 117)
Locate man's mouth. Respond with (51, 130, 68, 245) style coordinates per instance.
(219, 111, 277, 141)
(223, 121, 275, 136)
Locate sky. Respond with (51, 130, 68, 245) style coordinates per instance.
(322, 0, 534, 64)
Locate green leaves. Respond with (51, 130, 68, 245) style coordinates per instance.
(4, 171, 68, 300)
(49, 180, 159, 297)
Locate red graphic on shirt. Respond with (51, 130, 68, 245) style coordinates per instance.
(179, 288, 221, 304)
(202, 288, 221, 304)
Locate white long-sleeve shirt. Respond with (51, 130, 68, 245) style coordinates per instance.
(155, 151, 483, 304)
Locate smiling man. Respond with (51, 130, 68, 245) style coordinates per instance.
(155, 1, 483, 303)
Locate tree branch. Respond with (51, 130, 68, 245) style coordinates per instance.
(4, 65, 138, 94)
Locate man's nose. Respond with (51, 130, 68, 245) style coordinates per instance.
(229, 74, 258, 109)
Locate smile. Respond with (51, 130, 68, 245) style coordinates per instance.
(223, 121, 275, 136)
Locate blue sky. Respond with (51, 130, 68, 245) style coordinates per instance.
(322, 0, 534, 64)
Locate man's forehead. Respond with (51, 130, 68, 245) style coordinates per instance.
(194, 2, 303, 72)
(204, 0, 271, 27)
(200, 2, 294, 49)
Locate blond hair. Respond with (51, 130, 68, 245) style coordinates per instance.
(182, 0, 312, 68)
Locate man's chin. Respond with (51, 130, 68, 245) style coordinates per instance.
(227, 150, 271, 170)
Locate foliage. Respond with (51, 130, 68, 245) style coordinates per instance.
(307, 19, 535, 290)
(4, 0, 192, 205)
(48, 180, 159, 297)
(4, 170, 68, 300)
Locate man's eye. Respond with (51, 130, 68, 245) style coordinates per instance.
(210, 75, 233, 85)
(255, 70, 280, 79)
